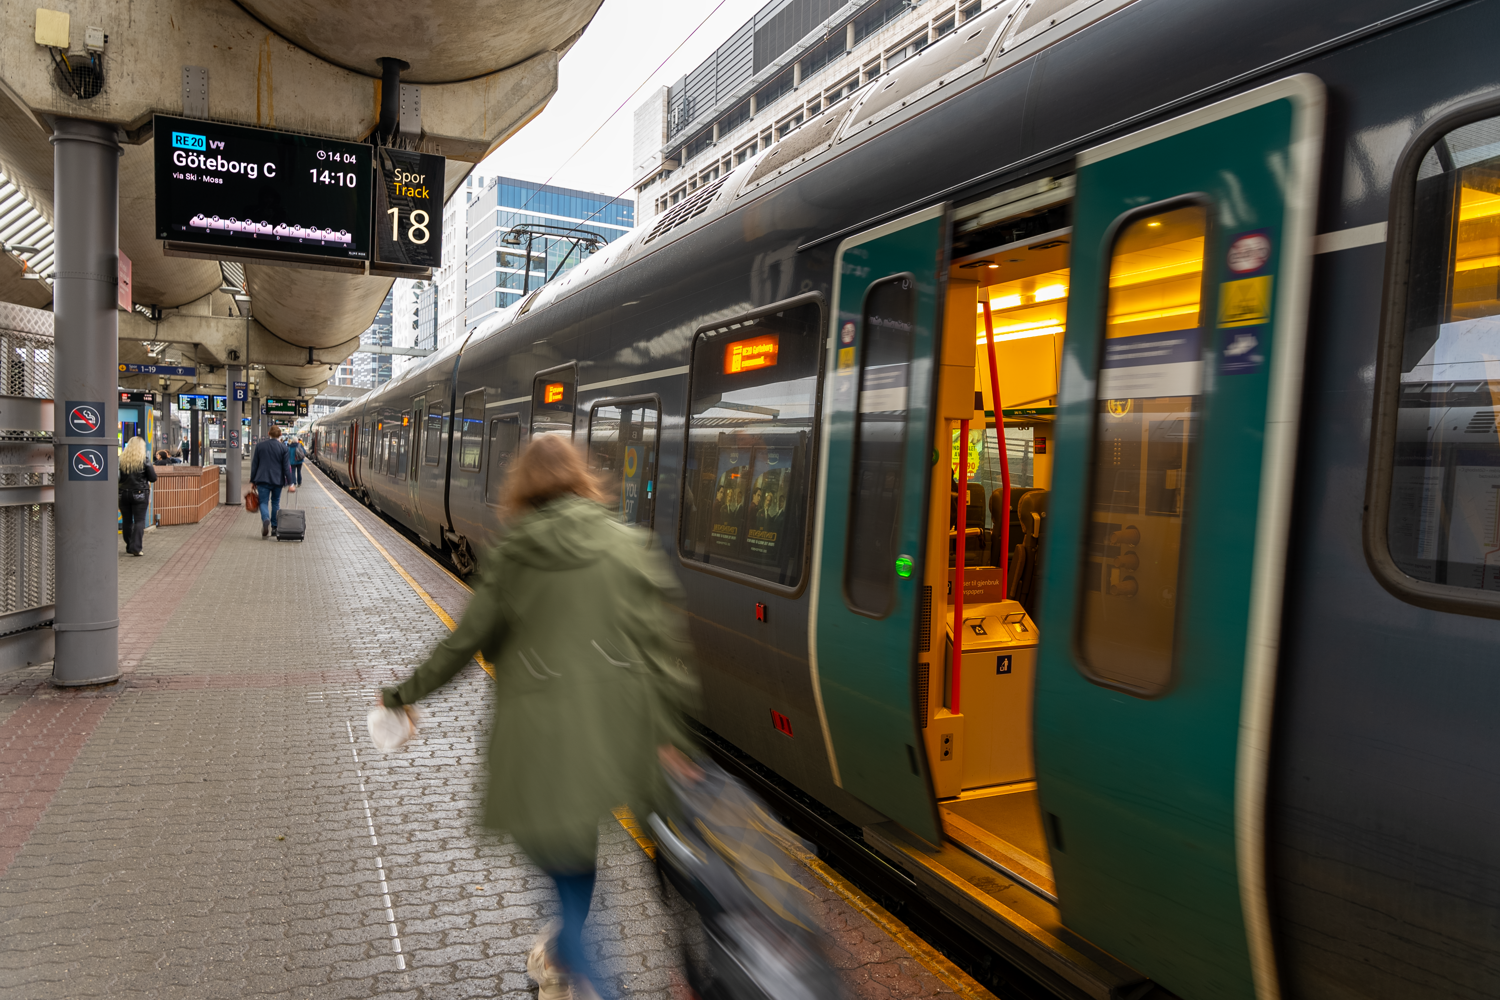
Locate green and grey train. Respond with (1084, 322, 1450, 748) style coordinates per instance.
(313, 1, 1500, 997)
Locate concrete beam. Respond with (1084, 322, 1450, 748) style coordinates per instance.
(118, 308, 361, 369)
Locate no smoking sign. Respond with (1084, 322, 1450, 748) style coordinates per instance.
(65, 400, 106, 437)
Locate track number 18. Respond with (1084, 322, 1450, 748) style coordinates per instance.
(386, 208, 430, 244)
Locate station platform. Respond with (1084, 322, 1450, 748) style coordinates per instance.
(0, 464, 995, 1000)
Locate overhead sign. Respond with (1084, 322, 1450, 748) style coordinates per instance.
(65, 401, 106, 437)
(154, 114, 372, 265)
(176, 393, 211, 411)
(119, 391, 157, 405)
(265, 397, 298, 415)
(120, 363, 195, 377)
(375, 147, 444, 271)
(232, 381, 248, 402)
(297, 399, 310, 416)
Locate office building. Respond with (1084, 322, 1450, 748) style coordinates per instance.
(632, 0, 986, 224)
(463, 177, 633, 331)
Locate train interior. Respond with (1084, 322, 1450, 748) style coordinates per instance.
(918, 185, 1207, 898)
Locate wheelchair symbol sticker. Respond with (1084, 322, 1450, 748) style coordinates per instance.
(68, 446, 107, 481)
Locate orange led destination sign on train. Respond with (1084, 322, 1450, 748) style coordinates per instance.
(543, 382, 565, 404)
(725, 334, 779, 374)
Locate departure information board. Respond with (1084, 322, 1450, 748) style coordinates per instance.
(154, 115, 372, 263)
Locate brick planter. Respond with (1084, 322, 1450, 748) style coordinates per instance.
(153, 465, 219, 525)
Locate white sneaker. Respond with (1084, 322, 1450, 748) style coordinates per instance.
(527, 921, 568, 1000)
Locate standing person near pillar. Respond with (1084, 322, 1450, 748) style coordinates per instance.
(249, 424, 293, 538)
(117, 436, 156, 557)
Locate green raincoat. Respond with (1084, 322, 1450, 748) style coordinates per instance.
(382, 496, 699, 872)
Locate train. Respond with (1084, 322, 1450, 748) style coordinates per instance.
(310, 1, 1500, 997)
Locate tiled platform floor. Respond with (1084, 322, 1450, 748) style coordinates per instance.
(0, 464, 994, 1000)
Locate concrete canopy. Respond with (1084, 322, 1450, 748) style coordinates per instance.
(0, 0, 599, 377)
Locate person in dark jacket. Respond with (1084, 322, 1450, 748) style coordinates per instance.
(118, 436, 157, 557)
(249, 424, 294, 538)
(379, 434, 700, 1000)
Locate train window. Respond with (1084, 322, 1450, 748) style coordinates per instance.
(423, 403, 442, 466)
(408, 400, 422, 479)
(588, 398, 660, 527)
(396, 412, 408, 481)
(458, 390, 485, 471)
(531, 364, 576, 438)
(485, 415, 520, 506)
(844, 274, 916, 617)
(1076, 202, 1209, 697)
(679, 296, 822, 589)
(1381, 113, 1500, 599)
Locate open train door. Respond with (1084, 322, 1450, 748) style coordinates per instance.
(810, 204, 947, 843)
(1035, 76, 1324, 1000)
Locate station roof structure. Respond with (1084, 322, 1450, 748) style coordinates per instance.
(0, 0, 603, 397)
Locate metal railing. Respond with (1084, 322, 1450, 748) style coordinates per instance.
(0, 301, 55, 669)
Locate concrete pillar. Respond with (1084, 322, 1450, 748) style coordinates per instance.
(50, 118, 122, 687)
(847, 22, 856, 50)
(793, 61, 802, 88)
(749, 93, 757, 117)
(224, 365, 243, 504)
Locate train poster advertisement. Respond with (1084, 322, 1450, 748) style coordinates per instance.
(746, 447, 793, 564)
(709, 446, 752, 555)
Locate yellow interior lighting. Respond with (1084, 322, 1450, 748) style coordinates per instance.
(1459, 185, 1500, 222)
(1107, 237, 1205, 288)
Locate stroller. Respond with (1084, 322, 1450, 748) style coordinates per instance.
(649, 759, 843, 1000)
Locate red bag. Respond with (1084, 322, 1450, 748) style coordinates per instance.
(244, 488, 259, 513)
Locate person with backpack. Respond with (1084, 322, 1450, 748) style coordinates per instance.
(117, 436, 157, 557)
(249, 424, 294, 539)
(377, 434, 699, 1000)
(287, 436, 307, 488)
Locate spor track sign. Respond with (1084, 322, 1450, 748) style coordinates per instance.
(375, 147, 444, 270)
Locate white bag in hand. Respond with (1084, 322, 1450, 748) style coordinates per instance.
(367, 705, 416, 751)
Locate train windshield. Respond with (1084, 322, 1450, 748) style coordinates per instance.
(1390, 114, 1500, 591)
(679, 300, 822, 587)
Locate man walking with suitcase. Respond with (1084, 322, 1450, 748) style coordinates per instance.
(249, 425, 294, 539)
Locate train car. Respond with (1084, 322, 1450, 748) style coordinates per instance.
(312, 1, 1500, 997)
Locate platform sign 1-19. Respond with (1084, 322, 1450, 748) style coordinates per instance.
(265, 397, 298, 415)
(154, 114, 372, 265)
(374, 147, 444, 270)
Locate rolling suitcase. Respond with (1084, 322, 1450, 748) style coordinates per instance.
(277, 487, 306, 542)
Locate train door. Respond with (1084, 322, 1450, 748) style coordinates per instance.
(810, 204, 947, 842)
(1036, 76, 1323, 1000)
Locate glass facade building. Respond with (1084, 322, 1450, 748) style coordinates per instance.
(465, 176, 634, 329)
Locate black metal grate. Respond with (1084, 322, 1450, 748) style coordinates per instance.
(919, 585, 932, 651)
(917, 662, 929, 728)
(643, 175, 728, 244)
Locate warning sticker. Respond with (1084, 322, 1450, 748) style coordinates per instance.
(68, 445, 108, 481)
(1218, 275, 1274, 328)
(65, 401, 106, 438)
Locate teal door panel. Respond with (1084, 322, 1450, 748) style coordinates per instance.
(810, 205, 946, 843)
(1036, 76, 1323, 1000)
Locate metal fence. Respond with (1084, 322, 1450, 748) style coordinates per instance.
(0, 301, 55, 669)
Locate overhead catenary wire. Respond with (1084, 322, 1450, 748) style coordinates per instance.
(500, 0, 736, 240)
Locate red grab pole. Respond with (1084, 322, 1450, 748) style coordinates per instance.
(982, 300, 1012, 599)
(953, 417, 969, 715)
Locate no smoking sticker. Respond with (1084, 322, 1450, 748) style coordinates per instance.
(65, 401, 106, 437)
(68, 446, 108, 481)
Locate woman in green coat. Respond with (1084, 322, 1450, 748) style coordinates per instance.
(380, 433, 699, 999)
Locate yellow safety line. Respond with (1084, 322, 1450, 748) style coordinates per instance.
(610, 807, 995, 1000)
(310, 470, 493, 677)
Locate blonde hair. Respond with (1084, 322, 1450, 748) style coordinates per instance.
(120, 436, 148, 474)
(501, 433, 603, 517)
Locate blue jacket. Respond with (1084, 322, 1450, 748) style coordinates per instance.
(249, 438, 294, 486)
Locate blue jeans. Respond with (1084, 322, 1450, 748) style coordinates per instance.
(290, 463, 303, 486)
(549, 868, 601, 994)
(256, 484, 282, 526)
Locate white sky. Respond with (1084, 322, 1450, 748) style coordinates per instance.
(476, 0, 769, 204)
